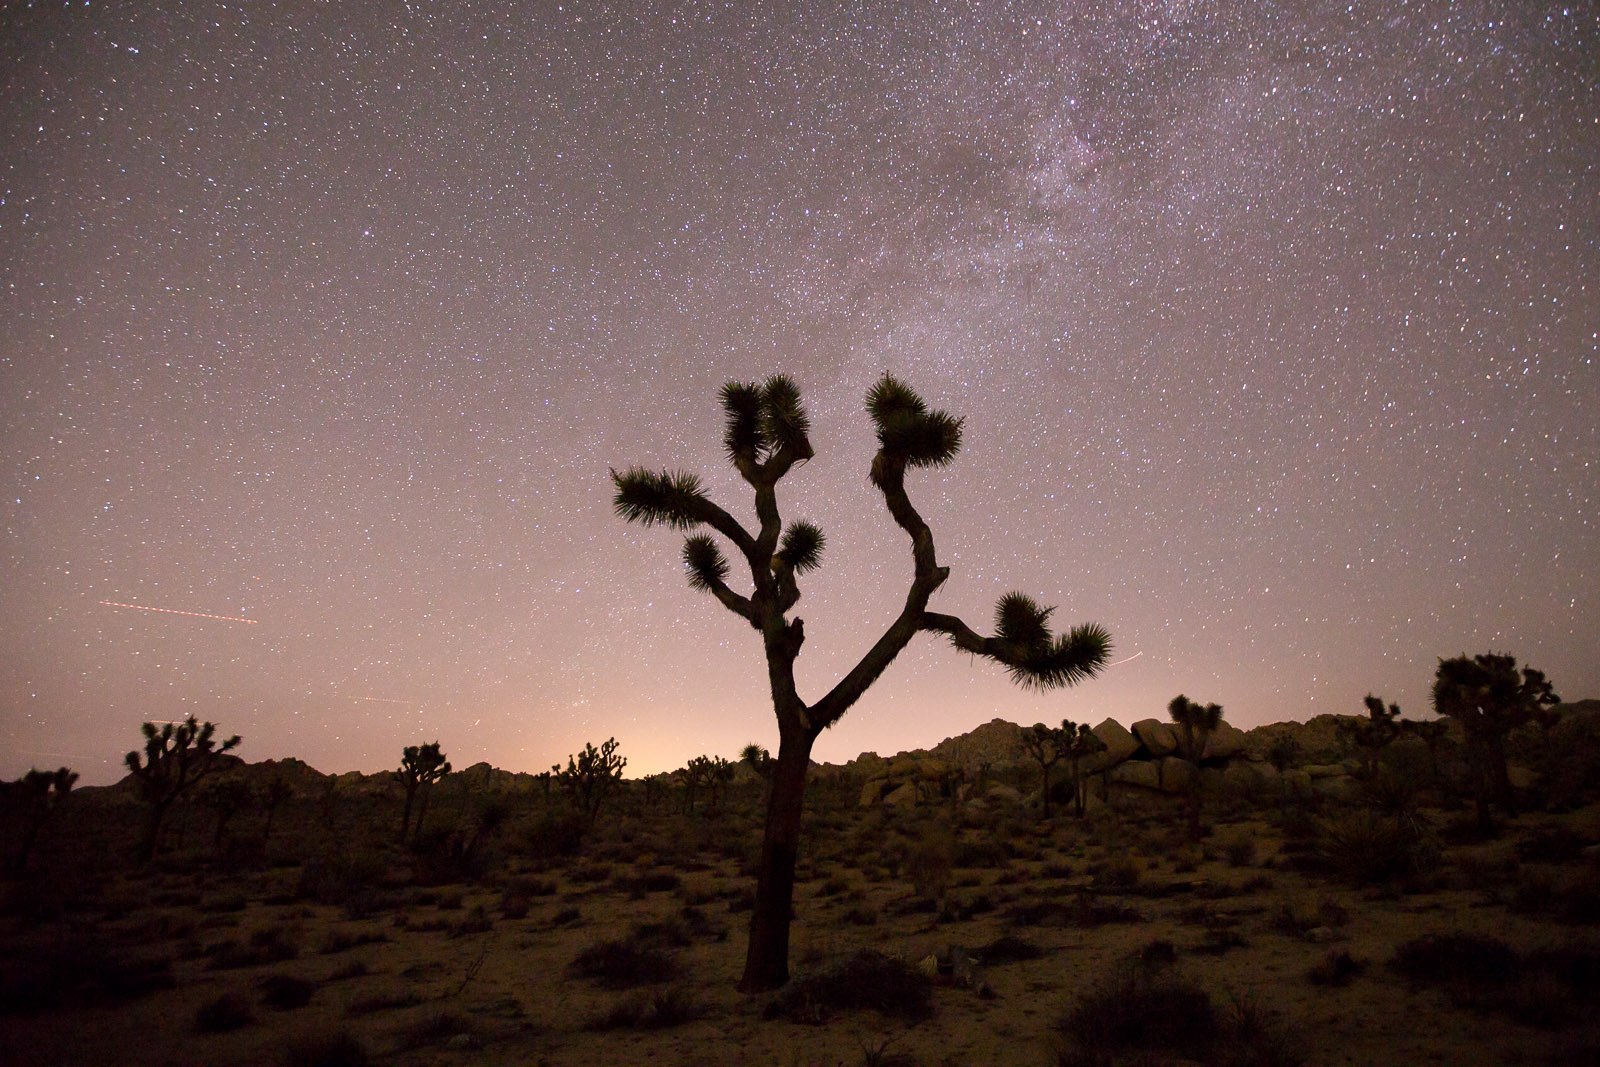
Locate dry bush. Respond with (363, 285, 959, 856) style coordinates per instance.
(568, 936, 676, 989)
(195, 990, 254, 1032)
(587, 986, 703, 1030)
(764, 950, 933, 1024)
(283, 1029, 371, 1067)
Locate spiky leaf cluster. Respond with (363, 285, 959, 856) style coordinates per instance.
(611, 468, 706, 528)
(1432, 653, 1560, 740)
(776, 521, 825, 574)
(866, 375, 962, 472)
(1005, 619, 1113, 691)
(996, 593, 1053, 649)
(683, 534, 730, 590)
(720, 375, 812, 464)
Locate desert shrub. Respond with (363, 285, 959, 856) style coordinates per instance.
(318, 928, 387, 955)
(1512, 865, 1600, 924)
(952, 838, 1009, 869)
(403, 1010, 474, 1046)
(1391, 933, 1518, 987)
(1312, 811, 1438, 886)
(195, 991, 254, 1032)
(0, 936, 174, 1014)
(523, 809, 587, 863)
(297, 850, 389, 915)
(260, 972, 316, 1009)
(283, 1029, 370, 1067)
(1215, 830, 1258, 868)
(549, 905, 582, 926)
(569, 937, 676, 989)
(1308, 950, 1366, 987)
(1004, 891, 1141, 928)
(1054, 960, 1303, 1067)
(765, 950, 933, 1024)
(588, 986, 703, 1030)
(450, 903, 493, 936)
(343, 989, 424, 1016)
(979, 934, 1045, 964)
(326, 959, 368, 982)
(843, 905, 879, 926)
(904, 828, 954, 900)
(206, 925, 300, 970)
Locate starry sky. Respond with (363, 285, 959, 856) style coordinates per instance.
(2, 1, 1596, 786)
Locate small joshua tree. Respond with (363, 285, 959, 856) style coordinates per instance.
(613, 375, 1109, 991)
(396, 742, 451, 846)
(1022, 722, 1067, 818)
(1063, 720, 1106, 818)
(1400, 717, 1448, 784)
(682, 755, 714, 813)
(556, 738, 626, 824)
(126, 717, 241, 863)
(740, 742, 775, 803)
(1339, 695, 1403, 779)
(1433, 653, 1559, 831)
(261, 775, 294, 849)
(1168, 695, 1223, 839)
(2, 767, 77, 877)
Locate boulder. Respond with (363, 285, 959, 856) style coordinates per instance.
(1132, 719, 1178, 756)
(1202, 721, 1247, 760)
(1160, 757, 1196, 795)
(1302, 763, 1346, 780)
(1311, 774, 1358, 801)
(1111, 760, 1163, 791)
(1086, 718, 1139, 772)
(985, 783, 1023, 805)
(883, 782, 917, 808)
(859, 778, 893, 807)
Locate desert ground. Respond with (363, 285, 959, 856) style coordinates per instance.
(4, 709, 1600, 1067)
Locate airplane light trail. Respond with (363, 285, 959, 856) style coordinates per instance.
(98, 600, 257, 624)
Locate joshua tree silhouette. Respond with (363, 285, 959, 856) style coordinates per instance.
(396, 742, 451, 845)
(612, 374, 1109, 992)
(1167, 695, 1223, 839)
(125, 717, 241, 862)
(1432, 653, 1559, 831)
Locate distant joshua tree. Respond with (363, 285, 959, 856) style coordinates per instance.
(1340, 695, 1403, 779)
(2, 767, 77, 876)
(396, 742, 451, 846)
(1432, 653, 1559, 830)
(126, 717, 241, 862)
(740, 742, 775, 802)
(1168, 695, 1223, 839)
(1022, 723, 1067, 818)
(199, 777, 255, 855)
(1400, 717, 1448, 784)
(1063, 720, 1106, 819)
(612, 374, 1109, 991)
(556, 738, 626, 823)
(261, 775, 294, 848)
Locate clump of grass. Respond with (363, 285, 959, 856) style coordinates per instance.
(588, 986, 703, 1030)
(326, 959, 369, 982)
(260, 972, 317, 1009)
(1391, 933, 1519, 987)
(206, 925, 300, 970)
(318, 928, 388, 955)
(978, 934, 1045, 964)
(195, 991, 254, 1032)
(1004, 891, 1141, 929)
(568, 937, 676, 989)
(450, 903, 493, 937)
(765, 950, 933, 1024)
(1314, 811, 1438, 887)
(344, 989, 425, 1016)
(1053, 961, 1303, 1067)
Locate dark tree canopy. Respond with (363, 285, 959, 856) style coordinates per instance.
(125, 716, 241, 862)
(613, 374, 1109, 992)
(1432, 652, 1559, 829)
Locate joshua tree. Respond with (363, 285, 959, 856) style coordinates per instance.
(682, 755, 714, 813)
(2, 767, 77, 877)
(1433, 653, 1559, 830)
(396, 742, 451, 845)
(1022, 722, 1067, 818)
(1400, 717, 1448, 784)
(1063, 720, 1106, 818)
(740, 742, 776, 803)
(556, 737, 626, 823)
(1168, 695, 1223, 839)
(126, 717, 241, 862)
(613, 374, 1110, 991)
(199, 777, 255, 855)
(1339, 695, 1403, 779)
(1266, 733, 1301, 805)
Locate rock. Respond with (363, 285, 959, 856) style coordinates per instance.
(1111, 760, 1163, 791)
(1159, 757, 1195, 795)
(986, 783, 1023, 805)
(1222, 761, 1267, 794)
(1305, 926, 1340, 944)
(1202, 721, 1247, 760)
(859, 778, 892, 807)
(1507, 765, 1538, 791)
(1283, 769, 1313, 794)
(918, 954, 940, 978)
(1086, 718, 1139, 772)
(1132, 719, 1178, 756)
(1302, 763, 1346, 780)
(1311, 774, 1358, 801)
(883, 782, 917, 808)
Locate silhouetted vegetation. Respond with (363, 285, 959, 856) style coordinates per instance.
(125, 717, 241, 862)
(1433, 653, 1559, 830)
(395, 742, 450, 846)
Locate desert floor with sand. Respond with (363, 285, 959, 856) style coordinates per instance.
(5, 715, 1600, 1067)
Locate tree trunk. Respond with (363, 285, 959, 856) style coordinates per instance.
(738, 725, 815, 993)
(399, 786, 416, 845)
(414, 786, 432, 844)
(1488, 736, 1517, 817)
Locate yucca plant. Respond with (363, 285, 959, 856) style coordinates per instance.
(613, 374, 1110, 991)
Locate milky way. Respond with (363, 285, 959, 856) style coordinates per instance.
(3, 1, 1595, 784)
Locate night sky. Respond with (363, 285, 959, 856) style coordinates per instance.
(3, 1, 1595, 786)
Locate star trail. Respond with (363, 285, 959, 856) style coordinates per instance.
(2, 1, 1595, 784)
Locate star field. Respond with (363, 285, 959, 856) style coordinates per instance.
(2, 1, 1596, 784)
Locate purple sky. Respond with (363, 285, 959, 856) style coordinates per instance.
(3, 1, 1595, 785)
